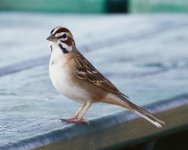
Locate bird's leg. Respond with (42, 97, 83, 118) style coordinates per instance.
(76, 101, 92, 124)
(61, 103, 86, 122)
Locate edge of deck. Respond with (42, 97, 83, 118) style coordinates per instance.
(1, 93, 188, 150)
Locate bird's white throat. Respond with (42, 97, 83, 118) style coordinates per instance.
(49, 42, 67, 65)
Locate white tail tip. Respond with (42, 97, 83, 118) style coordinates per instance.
(135, 111, 164, 128)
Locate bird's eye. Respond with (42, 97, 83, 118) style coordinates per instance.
(62, 34, 67, 38)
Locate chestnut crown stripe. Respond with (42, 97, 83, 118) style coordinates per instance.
(51, 27, 70, 35)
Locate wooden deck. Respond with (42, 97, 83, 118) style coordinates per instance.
(0, 13, 188, 150)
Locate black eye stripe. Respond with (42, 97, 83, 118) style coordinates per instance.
(57, 35, 67, 39)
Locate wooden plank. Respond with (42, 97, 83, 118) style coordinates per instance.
(36, 100, 188, 150)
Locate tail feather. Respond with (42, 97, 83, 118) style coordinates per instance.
(104, 93, 165, 128)
(127, 100, 165, 128)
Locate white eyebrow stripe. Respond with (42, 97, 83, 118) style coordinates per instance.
(55, 32, 66, 37)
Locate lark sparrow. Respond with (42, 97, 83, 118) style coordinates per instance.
(47, 26, 165, 128)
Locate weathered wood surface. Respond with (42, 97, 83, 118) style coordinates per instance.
(0, 13, 188, 150)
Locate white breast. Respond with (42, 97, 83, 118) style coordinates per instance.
(49, 42, 89, 103)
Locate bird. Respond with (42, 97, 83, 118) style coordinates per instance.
(47, 26, 165, 128)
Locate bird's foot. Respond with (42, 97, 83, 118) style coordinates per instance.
(60, 116, 78, 123)
(75, 118, 89, 124)
(60, 117, 89, 124)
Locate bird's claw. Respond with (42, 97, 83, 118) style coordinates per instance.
(76, 118, 89, 124)
(60, 116, 78, 123)
(60, 117, 89, 124)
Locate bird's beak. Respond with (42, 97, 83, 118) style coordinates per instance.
(46, 35, 58, 42)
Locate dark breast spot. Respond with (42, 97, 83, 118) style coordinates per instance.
(51, 60, 54, 66)
(50, 45, 53, 52)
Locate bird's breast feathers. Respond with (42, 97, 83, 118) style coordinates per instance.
(49, 52, 89, 103)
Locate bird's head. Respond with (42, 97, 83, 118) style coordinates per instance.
(47, 26, 75, 54)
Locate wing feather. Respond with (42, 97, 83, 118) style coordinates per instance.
(73, 51, 129, 98)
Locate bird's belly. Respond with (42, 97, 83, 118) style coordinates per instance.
(49, 64, 89, 103)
